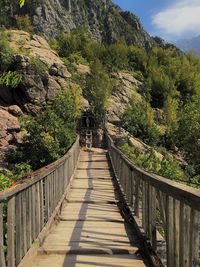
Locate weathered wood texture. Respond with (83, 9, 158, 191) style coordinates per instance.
(32, 149, 147, 267)
(106, 132, 200, 267)
(0, 137, 80, 267)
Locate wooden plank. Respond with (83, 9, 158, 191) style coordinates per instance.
(7, 196, 15, 267)
(0, 202, 6, 267)
(134, 175, 140, 218)
(36, 182, 41, 236)
(189, 209, 200, 267)
(32, 184, 36, 240)
(40, 180, 44, 229)
(166, 195, 174, 267)
(183, 205, 191, 267)
(27, 187, 32, 250)
(44, 176, 50, 223)
(15, 194, 22, 265)
(173, 199, 180, 267)
(22, 190, 27, 257)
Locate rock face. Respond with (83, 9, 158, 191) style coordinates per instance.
(4, 0, 153, 49)
(0, 31, 71, 115)
(0, 30, 73, 160)
(107, 72, 142, 123)
(0, 106, 21, 167)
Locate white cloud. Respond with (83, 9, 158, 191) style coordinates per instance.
(152, 0, 200, 40)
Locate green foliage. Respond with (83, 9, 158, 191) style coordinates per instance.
(7, 89, 80, 170)
(0, 71, 22, 88)
(122, 101, 160, 146)
(11, 162, 32, 180)
(0, 172, 13, 191)
(84, 60, 113, 124)
(19, 0, 25, 8)
(0, 30, 14, 71)
(68, 52, 89, 65)
(0, 162, 31, 191)
(56, 28, 98, 63)
(15, 14, 32, 33)
(175, 98, 200, 169)
(101, 43, 129, 71)
(120, 143, 186, 182)
(29, 57, 48, 75)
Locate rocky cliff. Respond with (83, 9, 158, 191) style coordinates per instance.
(0, 30, 75, 166)
(1, 0, 153, 49)
(0, 30, 140, 167)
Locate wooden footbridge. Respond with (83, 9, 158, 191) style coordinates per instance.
(0, 132, 200, 267)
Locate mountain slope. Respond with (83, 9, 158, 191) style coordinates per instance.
(0, 0, 153, 49)
(176, 35, 200, 55)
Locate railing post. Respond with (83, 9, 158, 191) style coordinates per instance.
(7, 196, 15, 267)
(0, 202, 6, 267)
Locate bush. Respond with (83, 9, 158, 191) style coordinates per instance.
(120, 143, 186, 182)
(0, 173, 13, 191)
(122, 101, 160, 145)
(84, 60, 113, 124)
(7, 89, 80, 170)
(0, 71, 22, 88)
(15, 14, 33, 33)
(0, 30, 14, 71)
(175, 98, 200, 168)
(29, 57, 48, 75)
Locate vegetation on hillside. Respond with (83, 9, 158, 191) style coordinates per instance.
(51, 28, 200, 187)
(0, 26, 200, 190)
(0, 87, 80, 191)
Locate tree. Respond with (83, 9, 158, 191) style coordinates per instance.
(84, 60, 113, 124)
(19, 0, 25, 7)
(122, 101, 160, 145)
(176, 97, 200, 171)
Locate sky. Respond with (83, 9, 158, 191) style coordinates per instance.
(112, 0, 200, 42)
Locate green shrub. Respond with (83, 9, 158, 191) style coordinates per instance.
(122, 101, 160, 145)
(0, 173, 13, 191)
(15, 14, 33, 33)
(7, 89, 80, 170)
(0, 30, 14, 71)
(84, 60, 113, 124)
(29, 57, 48, 75)
(0, 71, 22, 88)
(11, 162, 32, 180)
(120, 143, 186, 182)
(68, 52, 89, 65)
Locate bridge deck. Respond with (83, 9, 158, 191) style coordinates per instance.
(32, 149, 149, 267)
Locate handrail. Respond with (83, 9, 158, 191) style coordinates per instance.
(0, 136, 80, 267)
(106, 131, 200, 267)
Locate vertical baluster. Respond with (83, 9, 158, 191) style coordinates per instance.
(36, 182, 41, 236)
(189, 209, 200, 267)
(0, 202, 6, 267)
(180, 205, 191, 267)
(174, 199, 180, 267)
(40, 180, 44, 228)
(7, 196, 15, 267)
(166, 195, 174, 267)
(22, 190, 27, 257)
(134, 175, 140, 217)
(15, 194, 22, 265)
(44, 176, 50, 223)
(151, 187, 157, 251)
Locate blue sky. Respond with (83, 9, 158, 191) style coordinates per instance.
(112, 0, 200, 41)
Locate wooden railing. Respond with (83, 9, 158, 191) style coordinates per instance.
(106, 132, 200, 267)
(0, 137, 80, 267)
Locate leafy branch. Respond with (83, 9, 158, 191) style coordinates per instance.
(19, 0, 25, 8)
